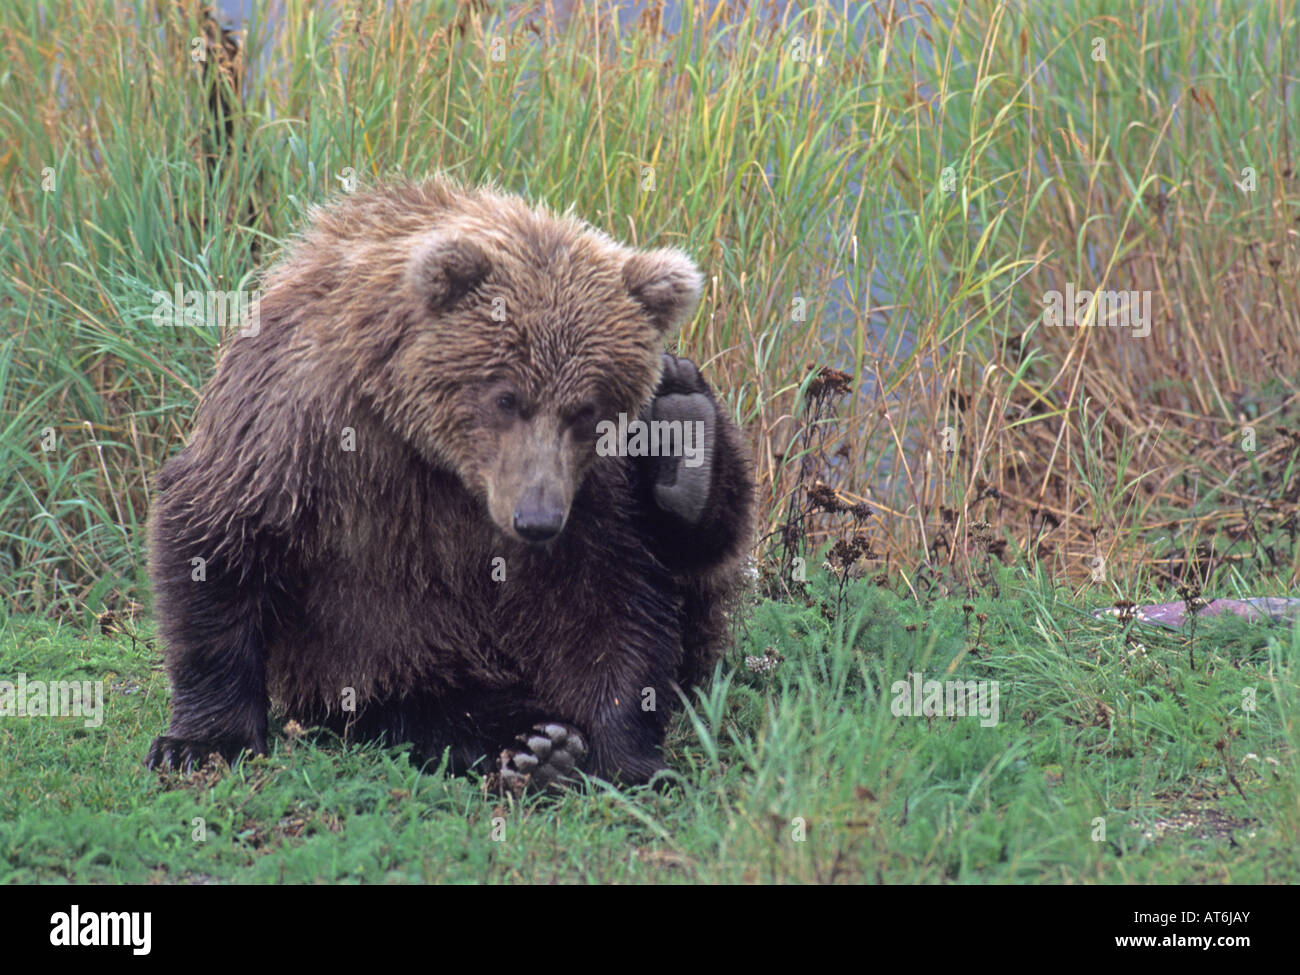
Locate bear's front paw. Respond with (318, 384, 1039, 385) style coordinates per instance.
(649, 354, 715, 524)
(499, 722, 588, 795)
(146, 734, 260, 773)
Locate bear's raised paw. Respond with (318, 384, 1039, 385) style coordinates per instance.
(649, 353, 716, 524)
(499, 722, 588, 795)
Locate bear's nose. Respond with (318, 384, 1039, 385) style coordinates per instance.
(513, 504, 565, 543)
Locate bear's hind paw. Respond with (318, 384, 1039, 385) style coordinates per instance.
(499, 722, 588, 795)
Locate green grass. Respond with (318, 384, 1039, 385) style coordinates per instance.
(3, 570, 1296, 883)
(3, 0, 1299, 610)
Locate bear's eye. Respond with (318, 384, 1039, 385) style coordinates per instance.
(571, 404, 597, 428)
(495, 391, 518, 414)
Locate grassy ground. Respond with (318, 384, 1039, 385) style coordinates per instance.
(3, 0, 1299, 611)
(3, 569, 1296, 883)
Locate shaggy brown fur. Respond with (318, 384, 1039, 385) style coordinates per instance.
(146, 176, 754, 786)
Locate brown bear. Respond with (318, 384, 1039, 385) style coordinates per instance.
(145, 176, 754, 790)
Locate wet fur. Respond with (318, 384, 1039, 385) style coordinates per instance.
(147, 176, 753, 783)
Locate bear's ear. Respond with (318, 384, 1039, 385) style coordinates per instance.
(407, 233, 492, 312)
(623, 248, 704, 335)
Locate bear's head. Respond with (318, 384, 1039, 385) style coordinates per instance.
(377, 187, 704, 545)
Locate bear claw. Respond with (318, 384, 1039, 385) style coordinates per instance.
(146, 734, 261, 772)
(500, 722, 587, 794)
(657, 353, 703, 394)
(147, 735, 219, 772)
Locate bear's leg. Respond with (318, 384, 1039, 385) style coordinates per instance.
(146, 605, 268, 771)
(511, 551, 681, 789)
(146, 508, 269, 771)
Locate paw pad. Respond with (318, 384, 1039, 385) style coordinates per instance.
(499, 722, 587, 794)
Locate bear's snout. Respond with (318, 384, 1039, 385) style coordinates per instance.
(483, 416, 578, 545)
(512, 486, 567, 543)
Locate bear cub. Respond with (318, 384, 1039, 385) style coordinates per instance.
(146, 177, 753, 791)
